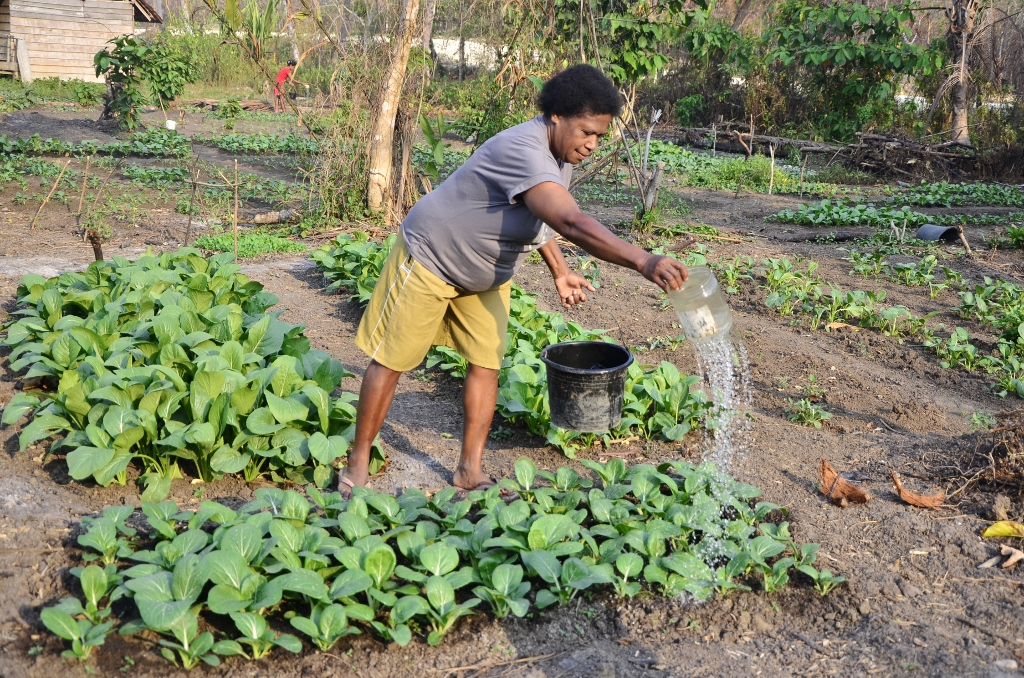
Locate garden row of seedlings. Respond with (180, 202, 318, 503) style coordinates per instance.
(770, 181, 1024, 234)
(0, 128, 316, 158)
(311, 232, 712, 456)
(721, 254, 1024, 399)
(41, 456, 839, 667)
(1, 249, 385, 498)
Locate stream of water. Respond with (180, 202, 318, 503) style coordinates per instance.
(692, 332, 752, 472)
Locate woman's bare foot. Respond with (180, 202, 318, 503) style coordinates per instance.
(338, 467, 369, 499)
(453, 466, 494, 491)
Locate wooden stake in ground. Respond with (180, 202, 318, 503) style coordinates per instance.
(30, 159, 71, 229)
(184, 156, 200, 246)
(87, 230, 103, 262)
(768, 143, 776, 195)
(77, 155, 91, 216)
(799, 152, 809, 197)
(956, 224, 973, 256)
(233, 159, 239, 257)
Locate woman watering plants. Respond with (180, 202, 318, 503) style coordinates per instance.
(339, 64, 689, 496)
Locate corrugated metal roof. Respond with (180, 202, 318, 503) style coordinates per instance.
(130, 0, 163, 23)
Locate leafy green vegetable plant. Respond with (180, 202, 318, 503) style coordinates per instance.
(40, 608, 114, 660)
(787, 398, 831, 428)
(41, 458, 834, 667)
(1, 248, 383, 496)
(194, 233, 307, 258)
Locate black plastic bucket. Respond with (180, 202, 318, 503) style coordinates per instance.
(540, 341, 634, 432)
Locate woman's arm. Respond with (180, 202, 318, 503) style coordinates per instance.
(522, 182, 688, 290)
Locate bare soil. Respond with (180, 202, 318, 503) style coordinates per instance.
(1, 104, 1023, 678)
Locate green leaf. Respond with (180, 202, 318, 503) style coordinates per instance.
(363, 546, 396, 589)
(137, 598, 193, 632)
(201, 550, 250, 589)
(221, 523, 263, 563)
(265, 392, 308, 424)
(527, 514, 578, 550)
(19, 414, 69, 450)
(392, 594, 430, 625)
(246, 407, 283, 435)
(534, 589, 559, 609)
(207, 584, 251, 614)
(514, 457, 537, 489)
(307, 432, 346, 465)
(229, 611, 267, 640)
(419, 542, 459, 577)
(560, 557, 592, 589)
(2, 392, 40, 425)
(521, 549, 561, 584)
(274, 633, 303, 653)
(41, 607, 79, 641)
(275, 569, 328, 601)
(329, 568, 373, 600)
(491, 564, 524, 596)
(66, 446, 115, 480)
(615, 552, 644, 579)
(210, 445, 251, 474)
(80, 565, 107, 607)
(424, 574, 455, 610)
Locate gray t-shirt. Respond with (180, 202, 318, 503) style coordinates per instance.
(401, 116, 573, 292)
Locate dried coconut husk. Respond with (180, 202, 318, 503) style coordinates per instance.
(890, 470, 945, 510)
(819, 458, 871, 507)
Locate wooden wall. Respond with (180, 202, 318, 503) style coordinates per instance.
(8, 0, 135, 82)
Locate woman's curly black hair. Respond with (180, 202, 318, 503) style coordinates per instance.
(537, 64, 623, 119)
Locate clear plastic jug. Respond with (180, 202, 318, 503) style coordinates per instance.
(666, 265, 733, 342)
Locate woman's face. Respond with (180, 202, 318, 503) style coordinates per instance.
(548, 113, 613, 165)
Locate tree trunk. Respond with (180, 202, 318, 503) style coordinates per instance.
(366, 0, 420, 213)
(421, 0, 437, 51)
(948, 0, 979, 146)
(458, 0, 466, 81)
(732, 0, 755, 29)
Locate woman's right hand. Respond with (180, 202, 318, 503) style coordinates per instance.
(640, 254, 689, 292)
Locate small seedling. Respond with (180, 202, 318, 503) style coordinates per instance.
(788, 399, 831, 428)
(803, 374, 826, 398)
(967, 411, 996, 431)
(489, 426, 515, 441)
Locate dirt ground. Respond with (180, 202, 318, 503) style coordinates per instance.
(1, 105, 1023, 678)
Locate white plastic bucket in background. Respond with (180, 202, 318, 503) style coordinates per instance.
(165, 120, 177, 131)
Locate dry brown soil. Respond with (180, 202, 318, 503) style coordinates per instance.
(0, 106, 1023, 678)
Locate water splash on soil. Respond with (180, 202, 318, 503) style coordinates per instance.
(693, 332, 752, 472)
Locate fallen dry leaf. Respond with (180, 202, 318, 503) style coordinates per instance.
(978, 555, 1003, 569)
(981, 520, 1024, 539)
(1001, 544, 1024, 569)
(890, 470, 945, 510)
(826, 322, 861, 331)
(819, 458, 871, 507)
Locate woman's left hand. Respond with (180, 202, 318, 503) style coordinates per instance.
(553, 272, 596, 308)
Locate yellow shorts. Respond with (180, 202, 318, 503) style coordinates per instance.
(354, 234, 511, 372)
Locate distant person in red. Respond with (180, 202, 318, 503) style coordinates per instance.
(274, 60, 296, 113)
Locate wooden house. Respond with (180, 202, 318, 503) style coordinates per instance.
(0, 0, 162, 82)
